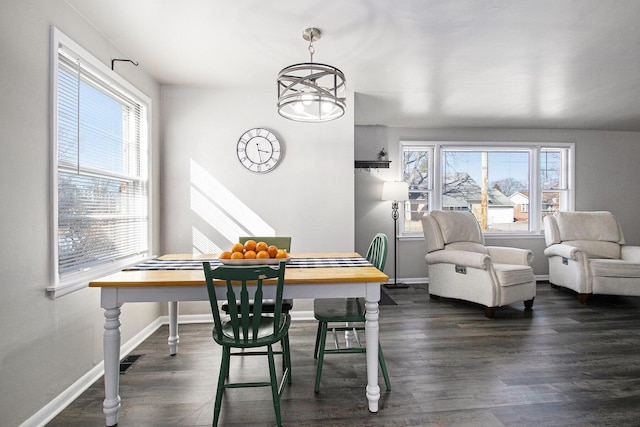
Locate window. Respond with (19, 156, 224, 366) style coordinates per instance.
(49, 27, 151, 296)
(402, 145, 433, 233)
(400, 141, 574, 236)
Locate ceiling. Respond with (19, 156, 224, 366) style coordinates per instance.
(66, 0, 640, 131)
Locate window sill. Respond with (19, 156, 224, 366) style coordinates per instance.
(47, 254, 151, 299)
(46, 279, 91, 299)
(399, 232, 545, 241)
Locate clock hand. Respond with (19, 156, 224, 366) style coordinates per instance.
(254, 141, 264, 162)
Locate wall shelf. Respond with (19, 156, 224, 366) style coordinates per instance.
(355, 160, 391, 169)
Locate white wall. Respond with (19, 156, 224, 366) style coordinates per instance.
(160, 87, 355, 313)
(0, 2, 162, 426)
(355, 125, 640, 282)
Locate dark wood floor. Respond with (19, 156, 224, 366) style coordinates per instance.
(49, 283, 640, 426)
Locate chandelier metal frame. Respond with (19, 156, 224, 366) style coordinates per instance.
(277, 28, 346, 122)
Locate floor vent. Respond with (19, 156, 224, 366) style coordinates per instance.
(120, 354, 142, 375)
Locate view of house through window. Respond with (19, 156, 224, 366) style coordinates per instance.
(442, 149, 530, 231)
(51, 27, 151, 294)
(401, 142, 574, 236)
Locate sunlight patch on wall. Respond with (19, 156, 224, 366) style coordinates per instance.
(192, 226, 223, 255)
(191, 186, 245, 242)
(190, 159, 275, 251)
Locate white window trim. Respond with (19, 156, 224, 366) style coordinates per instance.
(399, 140, 575, 238)
(48, 26, 153, 298)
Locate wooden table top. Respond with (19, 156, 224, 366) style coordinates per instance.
(89, 252, 389, 288)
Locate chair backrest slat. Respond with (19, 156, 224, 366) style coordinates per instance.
(366, 233, 388, 271)
(203, 261, 287, 344)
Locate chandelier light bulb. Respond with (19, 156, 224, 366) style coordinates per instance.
(301, 93, 313, 106)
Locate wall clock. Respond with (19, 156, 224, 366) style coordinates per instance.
(236, 128, 283, 173)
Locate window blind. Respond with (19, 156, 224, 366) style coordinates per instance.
(55, 46, 149, 277)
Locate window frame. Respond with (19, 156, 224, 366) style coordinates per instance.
(48, 26, 153, 298)
(399, 140, 575, 238)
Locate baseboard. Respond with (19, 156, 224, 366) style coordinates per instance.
(20, 311, 314, 427)
(386, 275, 550, 286)
(20, 317, 164, 427)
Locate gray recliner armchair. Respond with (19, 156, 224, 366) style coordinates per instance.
(422, 210, 536, 318)
(544, 211, 640, 303)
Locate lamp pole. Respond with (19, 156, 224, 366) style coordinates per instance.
(392, 200, 400, 287)
(382, 181, 409, 289)
(384, 200, 409, 289)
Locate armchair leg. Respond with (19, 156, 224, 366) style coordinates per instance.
(579, 293, 590, 304)
(484, 307, 496, 319)
(524, 298, 535, 309)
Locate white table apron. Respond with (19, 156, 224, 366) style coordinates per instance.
(99, 281, 382, 427)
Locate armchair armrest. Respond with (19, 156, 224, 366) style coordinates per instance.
(486, 246, 533, 266)
(426, 250, 492, 270)
(621, 245, 640, 263)
(543, 243, 583, 261)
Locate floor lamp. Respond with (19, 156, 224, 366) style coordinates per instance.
(381, 181, 410, 289)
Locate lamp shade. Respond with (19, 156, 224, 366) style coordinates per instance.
(381, 181, 409, 201)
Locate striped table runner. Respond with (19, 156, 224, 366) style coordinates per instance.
(125, 257, 372, 271)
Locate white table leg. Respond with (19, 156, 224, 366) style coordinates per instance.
(168, 301, 179, 355)
(345, 321, 356, 348)
(365, 284, 381, 413)
(103, 305, 122, 427)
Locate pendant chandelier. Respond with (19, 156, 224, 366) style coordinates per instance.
(277, 28, 346, 122)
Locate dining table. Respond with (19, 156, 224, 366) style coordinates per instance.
(89, 251, 388, 427)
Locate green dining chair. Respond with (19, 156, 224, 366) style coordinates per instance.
(312, 232, 391, 392)
(203, 261, 291, 427)
(222, 236, 293, 314)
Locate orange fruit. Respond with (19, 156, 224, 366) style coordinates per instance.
(243, 250, 257, 259)
(267, 245, 278, 258)
(255, 241, 268, 252)
(243, 239, 257, 252)
(219, 251, 232, 260)
(231, 243, 244, 253)
(256, 250, 270, 259)
(230, 251, 244, 259)
(275, 249, 288, 259)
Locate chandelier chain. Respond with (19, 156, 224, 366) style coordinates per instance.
(308, 39, 315, 62)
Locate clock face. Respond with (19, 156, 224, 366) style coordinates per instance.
(236, 128, 282, 173)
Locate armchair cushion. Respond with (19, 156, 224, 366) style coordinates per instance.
(446, 241, 489, 254)
(431, 210, 484, 245)
(554, 211, 624, 244)
(493, 264, 536, 287)
(590, 259, 640, 278)
(561, 240, 621, 259)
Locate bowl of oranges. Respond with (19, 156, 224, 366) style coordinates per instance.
(218, 240, 291, 265)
